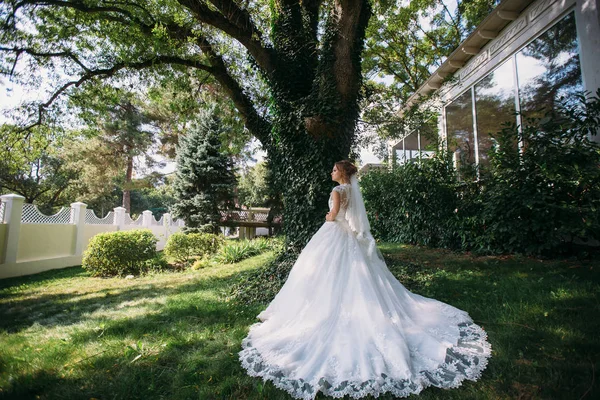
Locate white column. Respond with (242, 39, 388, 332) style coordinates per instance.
(113, 206, 126, 231)
(162, 213, 172, 238)
(142, 210, 153, 228)
(248, 209, 256, 239)
(576, 0, 600, 141)
(70, 202, 87, 256)
(1, 194, 25, 264)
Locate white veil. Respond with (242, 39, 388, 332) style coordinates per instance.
(345, 175, 384, 261)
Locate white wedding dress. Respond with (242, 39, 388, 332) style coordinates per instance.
(239, 180, 491, 399)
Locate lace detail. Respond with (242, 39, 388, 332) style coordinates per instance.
(239, 322, 491, 400)
(329, 184, 350, 216)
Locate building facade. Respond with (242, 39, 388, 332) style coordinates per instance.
(390, 0, 600, 168)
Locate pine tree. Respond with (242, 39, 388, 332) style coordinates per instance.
(171, 109, 236, 233)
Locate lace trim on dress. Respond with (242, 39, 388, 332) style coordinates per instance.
(330, 185, 350, 210)
(239, 321, 492, 400)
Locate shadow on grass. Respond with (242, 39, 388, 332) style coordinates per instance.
(0, 269, 250, 334)
(0, 292, 274, 400)
(0, 266, 88, 292)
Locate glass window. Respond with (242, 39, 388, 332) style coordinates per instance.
(516, 12, 583, 118)
(418, 119, 438, 159)
(474, 57, 517, 165)
(445, 90, 476, 169)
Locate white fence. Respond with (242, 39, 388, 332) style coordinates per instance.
(0, 194, 185, 279)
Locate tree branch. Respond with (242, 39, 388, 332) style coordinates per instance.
(302, 0, 324, 37)
(0, 46, 92, 73)
(194, 37, 271, 143)
(21, 55, 215, 132)
(12, 0, 154, 26)
(440, 0, 462, 42)
(176, 0, 276, 77)
(6, 1, 271, 141)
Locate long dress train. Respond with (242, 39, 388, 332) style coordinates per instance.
(239, 182, 491, 399)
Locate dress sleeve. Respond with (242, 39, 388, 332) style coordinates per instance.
(332, 185, 349, 209)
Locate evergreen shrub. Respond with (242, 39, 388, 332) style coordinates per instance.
(360, 155, 460, 248)
(163, 232, 224, 265)
(82, 230, 158, 277)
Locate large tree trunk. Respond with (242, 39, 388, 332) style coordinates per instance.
(268, 126, 353, 250)
(122, 155, 133, 213)
(263, 0, 371, 250)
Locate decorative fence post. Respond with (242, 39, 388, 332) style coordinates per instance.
(70, 202, 87, 256)
(0, 194, 25, 264)
(113, 206, 126, 231)
(142, 210, 153, 228)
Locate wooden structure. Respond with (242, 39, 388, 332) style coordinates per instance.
(219, 207, 282, 239)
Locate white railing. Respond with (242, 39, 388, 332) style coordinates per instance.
(21, 204, 72, 224)
(85, 210, 115, 225)
(0, 194, 185, 279)
(124, 213, 135, 225)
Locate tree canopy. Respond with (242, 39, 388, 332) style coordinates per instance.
(361, 0, 498, 140)
(1, 0, 373, 248)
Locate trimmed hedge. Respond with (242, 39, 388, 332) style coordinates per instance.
(163, 232, 224, 265)
(82, 229, 158, 277)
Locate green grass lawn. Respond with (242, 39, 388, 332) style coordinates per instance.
(0, 245, 599, 400)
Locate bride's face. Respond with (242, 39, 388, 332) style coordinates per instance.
(331, 165, 343, 183)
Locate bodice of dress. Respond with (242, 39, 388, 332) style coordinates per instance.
(328, 184, 350, 221)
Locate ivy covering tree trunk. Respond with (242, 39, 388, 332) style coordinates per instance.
(1, 0, 372, 250)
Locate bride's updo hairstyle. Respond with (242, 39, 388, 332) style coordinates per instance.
(335, 160, 358, 181)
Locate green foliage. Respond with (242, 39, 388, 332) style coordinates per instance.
(145, 78, 253, 161)
(229, 251, 298, 304)
(237, 161, 277, 208)
(0, 125, 79, 211)
(361, 154, 460, 248)
(163, 232, 224, 266)
(82, 230, 158, 277)
(361, 92, 600, 257)
(214, 237, 281, 264)
(171, 108, 237, 234)
(66, 86, 164, 214)
(129, 181, 177, 219)
(3, 0, 373, 255)
(471, 92, 600, 256)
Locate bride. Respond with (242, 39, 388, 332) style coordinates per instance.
(239, 160, 491, 399)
